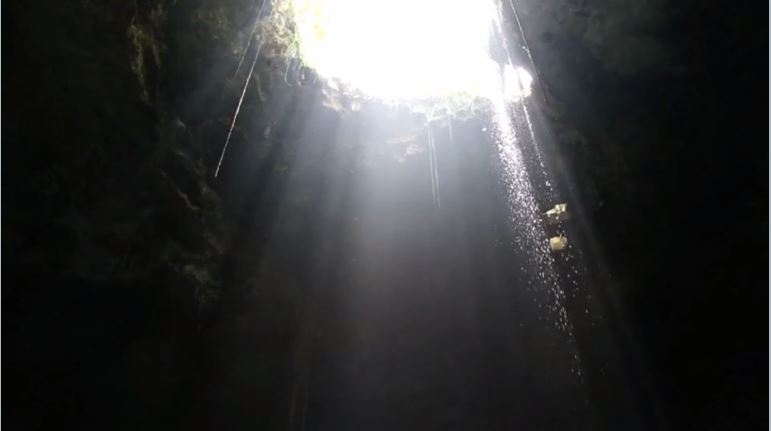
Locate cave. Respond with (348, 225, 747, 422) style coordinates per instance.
(3, 0, 767, 429)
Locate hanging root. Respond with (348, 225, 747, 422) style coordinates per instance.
(427, 123, 440, 208)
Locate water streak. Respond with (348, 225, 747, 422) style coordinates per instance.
(489, 92, 581, 379)
(519, 98, 554, 201)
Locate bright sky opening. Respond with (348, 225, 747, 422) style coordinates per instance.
(290, 0, 532, 105)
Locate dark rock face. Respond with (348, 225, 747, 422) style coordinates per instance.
(511, 0, 767, 429)
(4, 0, 237, 428)
(3, 0, 766, 430)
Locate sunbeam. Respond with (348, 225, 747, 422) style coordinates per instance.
(6, 0, 763, 428)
